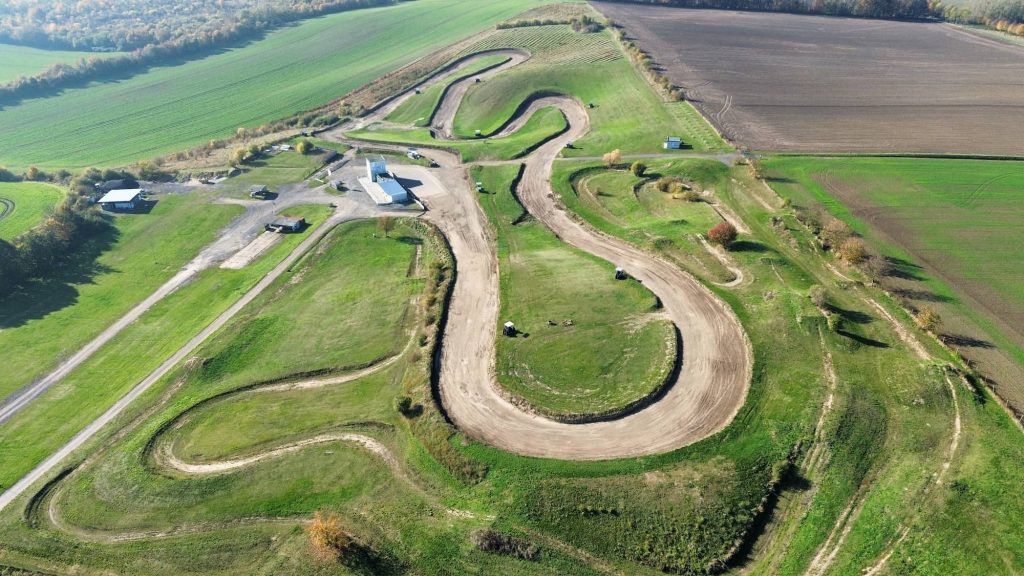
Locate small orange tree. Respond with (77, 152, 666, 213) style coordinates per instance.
(602, 149, 621, 167)
(708, 222, 738, 249)
(307, 511, 354, 562)
(836, 237, 868, 265)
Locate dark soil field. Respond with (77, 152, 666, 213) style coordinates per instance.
(593, 3, 1024, 155)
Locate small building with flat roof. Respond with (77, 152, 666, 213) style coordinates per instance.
(358, 174, 408, 205)
(663, 136, 682, 150)
(97, 189, 144, 211)
(265, 215, 306, 233)
(358, 156, 409, 205)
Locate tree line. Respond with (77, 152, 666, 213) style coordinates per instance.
(0, 194, 110, 297)
(0, 166, 158, 297)
(0, 0, 395, 105)
(605, 0, 1022, 26)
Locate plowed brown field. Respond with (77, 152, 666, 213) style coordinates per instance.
(593, 3, 1024, 155)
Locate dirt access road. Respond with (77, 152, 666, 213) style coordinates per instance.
(0, 192, 383, 512)
(0, 185, 355, 427)
(594, 3, 1024, 155)
(338, 50, 751, 459)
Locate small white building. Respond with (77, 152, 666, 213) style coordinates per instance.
(664, 136, 682, 150)
(97, 188, 144, 211)
(358, 156, 409, 205)
(366, 156, 388, 182)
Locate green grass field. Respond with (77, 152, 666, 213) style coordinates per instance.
(551, 159, 736, 282)
(350, 105, 568, 162)
(452, 25, 731, 155)
(0, 182, 64, 240)
(0, 43, 121, 84)
(386, 54, 511, 126)
(0, 0, 551, 171)
(762, 156, 1024, 404)
(4, 17, 1024, 574)
(0, 205, 332, 490)
(222, 148, 333, 196)
(0, 193, 241, 406)
(474, 164, 675, 419)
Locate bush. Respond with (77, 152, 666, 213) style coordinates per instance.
(295, 139, 313, 154)
(602, 149, 621, 167)
(808, 284, 828, 308)
(395, 396, 413, 416)
(630, 161, 647, 177)
(306, 511, 355, 563)
(836, 237, 868, 265)
(707, 222, 738, 249)
(471, 529, 539, 561)
(820, 218, 853, 249)
(915, 306, 941, 332)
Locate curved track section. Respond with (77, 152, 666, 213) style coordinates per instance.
(380, 52, 754, 460)
(0, 197, 13, 223)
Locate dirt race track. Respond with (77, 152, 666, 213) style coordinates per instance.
(593, 3, 1024, 155)
(352, 53, 753, 460)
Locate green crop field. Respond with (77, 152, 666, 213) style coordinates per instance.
(0, 0, 551, 172)
(0, 43, 121, 84)
(762, 156, 1024, 407)
(386, 53, 511, 126)
(474, 164, 675, 419)
(0, 182, 64, 240)
(453, 25, 731, 155)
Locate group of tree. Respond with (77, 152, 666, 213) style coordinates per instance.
(0, 194, 110, 296)
(613, 28, 685, 101)
(0, 0, 395, 105)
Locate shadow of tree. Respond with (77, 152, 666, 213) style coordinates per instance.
(729, 240, 767, 253)
(891, 287, 952, 303)
(826, 304, 874, 325)
(837, 329, 890, 349)
(941, 333, 995, 349)
(0, 225, 120, 329)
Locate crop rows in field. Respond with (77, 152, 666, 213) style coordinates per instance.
(0, 43, 122, 85)
(464, 26, 621, 65)
(595, 3, 1024, 155)
(0, 0, 547, 171)
(0, 182, 64, 241)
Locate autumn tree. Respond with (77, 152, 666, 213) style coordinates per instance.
(306, 511, 355, 563)
(820, 218, 853, 249)
(630, 161, 647, 177)
(229, 147, 247, 166)
(602, 149, 621, 167)
(707, 222, 738, 249)
(915, 306, 942, 332)
(378, 216, 394, 238)
(836, 237, 868, 265)
(808, 284, 828, 308)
